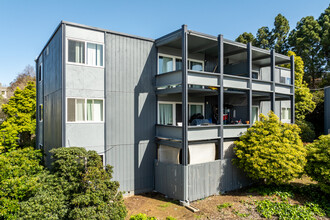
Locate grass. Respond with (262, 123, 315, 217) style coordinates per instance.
(217, 202, 233, 211)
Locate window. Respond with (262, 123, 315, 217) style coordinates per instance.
(158, 102, 204, 125)
(67, 98, 103, 122)
(252, 71, 259, 79)
(158, 54, 204, 74)
(252, 106, 259, 124)
(39, 104, 43, 122)
(159, 56, 173, 74)
(87, 99, 103, 121)
(159, 103, 173, 125)
(38, 64, 42, 82)
(87, 43, 103, 66)
(189, 61, 203, 71)
(189, 104, 203, 118)
(281, 107, 291, 120)
(68, 40, 85, 63)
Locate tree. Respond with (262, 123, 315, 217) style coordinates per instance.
(233, 112, 306, 185)
(272, 14, 290, 54)
(318, 4, 330, 72)
(0, 147, 43, 219)
(305, 90, 324, 137)
(0, 82, 36, 152)
(235, 32, 256, 45)
(51, 147, 127, 219)
(305, 134, 330, 194)
(285, 51, 315, 120)
(255, 27, 273, 50)
(7, 65, 36, 98)
(288, 16, 325, 88)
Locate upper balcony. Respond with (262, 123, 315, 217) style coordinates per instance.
(155, 29, 293, 96)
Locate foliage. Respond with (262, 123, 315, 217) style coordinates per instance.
(272, 14, 290, 54)
(166, 216, 177, 220)
(306, 90, 324, 137)
(129, 213, 156, 220)
(256, 199, 318, 219)
(17, 172, 68, 220)
(255, 27, 272, 49)
(233, 112, 306, 184)
(51, 147, 127, 220)
(0, 147, 43, 219)
(288, 16, 324, 88)
(250, 183, 329, 217)
(285, 51, 315, 120)
(296, 120, 315, 143)
(0, 82, 36, 152)
(305, 135, 330, 194)
(6, 65, 36, 98)
(235, 32, 255, 45)
(217, 203, 232, 211)
(318, 4, 330, 72)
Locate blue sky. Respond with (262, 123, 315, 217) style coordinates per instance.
(0, 0, 329, 86)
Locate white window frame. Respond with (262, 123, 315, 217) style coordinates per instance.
(157, 101, 205, 125)
(281, 107, 291, 122)
(252, 105, 259, 124)
(66, 38, 104, 68)
(157, 53, 204, 75)
(38, 63, 42, 82)
(66, 97, 105, 123)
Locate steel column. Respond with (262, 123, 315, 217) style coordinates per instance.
(270, 49, 276, 112)
(181, 24, 189, 203)
(247, 43, 252, 126)
(290, 55, 295, 124)
(218, 34, 224, 159)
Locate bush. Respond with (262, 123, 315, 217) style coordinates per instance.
(296, 120, 315, 143)
(305, 135, 330, 194)
(0, 147, 43, 219)
(51, 147, 127, 219)
(130, 213, 156, 220)
(17, 172, 68, 219)
(233, 112, 306, 184)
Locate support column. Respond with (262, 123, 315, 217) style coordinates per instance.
(218, 35, 224, 159)
(181, 24, 189, 203)
(270, 49, 276, 112)
(247, 43, 252, 126)
(290, 55, 295, 124)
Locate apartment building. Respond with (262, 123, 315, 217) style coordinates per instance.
(36, 21, 294, 203)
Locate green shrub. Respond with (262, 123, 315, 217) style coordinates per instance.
(17, 172, 68, 219)
(233, 112, 306, 184)
(305, 135, 330, 194)
(130, 213, 156, 220)
(296, 120, 315, 143)
(51, 147, 127, 219)
(0, 147, 43, 219)
(255, 199, 317, 219)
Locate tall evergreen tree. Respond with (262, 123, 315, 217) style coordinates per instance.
(318, 4, 330, 73)
(272, 14, 290, 54)
(255, 26, 273, 49)
(0, 82, 36, 152)
(235, 32, 256, 45)
(288, 16, 325, 88)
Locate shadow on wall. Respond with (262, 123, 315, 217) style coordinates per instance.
(133, 44, 157, 193)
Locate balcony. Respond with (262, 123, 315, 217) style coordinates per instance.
(156, 124, 221, 142)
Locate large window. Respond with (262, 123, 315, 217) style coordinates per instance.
(87, 43, 103, 66)
(68, 40, 103, 67)
(281, 107, 291, 121)
(67, 98, 104, 122)
(68, 40, 85, 64)
(158, 102, 204, 125)
(158, 54, 203, 74)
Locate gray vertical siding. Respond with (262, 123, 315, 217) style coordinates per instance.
(325, 87, 330, 134)
(42, 27, 63, 165)
(105, 33, 157, 193)
(155, 159, 251, 201)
